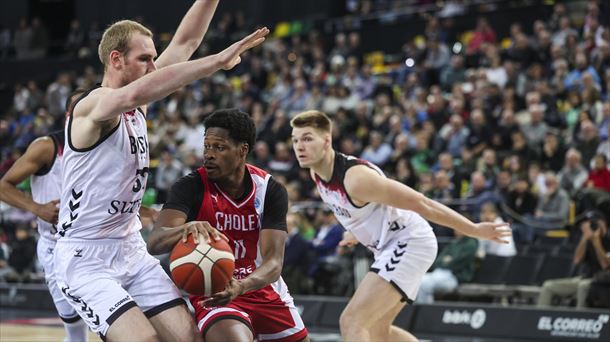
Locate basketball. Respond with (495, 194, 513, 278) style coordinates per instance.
(169, 234, 235, 296)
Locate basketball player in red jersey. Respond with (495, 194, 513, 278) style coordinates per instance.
(147, 109, 309, 342)
(54, 0, 269, 340)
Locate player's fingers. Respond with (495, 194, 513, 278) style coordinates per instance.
(199, 222, 219, 242)
(194, 223, 210, 243)
(51, 199, 60, 205)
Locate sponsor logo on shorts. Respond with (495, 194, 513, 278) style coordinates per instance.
(442, 309, 487, 329)
(74, 248, 83, 257)
(537, 314, 608, 339)
(109, 295, 131, 313)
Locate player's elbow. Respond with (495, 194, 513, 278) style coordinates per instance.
(406, 192, 434, 218)
(267, 260, 283, 283)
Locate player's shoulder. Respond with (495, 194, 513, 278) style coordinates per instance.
(71, 85, 106, 118)
(176, 170, 203, 187)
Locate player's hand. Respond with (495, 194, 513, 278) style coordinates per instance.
(35, 199, 59, 224)
(338, 231, 359, 247)
(216, 27, 269, 70)
(200, 279, 243, 307)
(181, 221, 228, 244)
(470, 222, 512, 244)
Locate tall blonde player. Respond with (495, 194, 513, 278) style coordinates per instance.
(290, 111, 511, 341)
(54, 1, 269, 341)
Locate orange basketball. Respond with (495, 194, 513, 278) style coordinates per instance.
(169, 234, 235, 296)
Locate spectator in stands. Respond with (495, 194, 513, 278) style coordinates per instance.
(417, 230, 478, 303)
(269, 141, 298, 180)
(574, 119, 601, 167)
(0, 24, 10, 60)
(532, 172, 570, 228)
(308, 207, 344, 293)
(565, 51, 601, 91)
(477, 202, 517, 258)
(558, 148, 589, 196)
(597, 124, 610, 162)
(467, 17, 496, 56)
(282, 212, 312, 294)
(14, 18, 32, 60)
(465, 171, 501, 217)
(361, 130, 393, 168)
(538, 212, 609, 308)
(466, 109, 490, 157)
(521, 103, 549, 148)
(64, 19, 85, 56)
(540, 131, 565, 172)
(29, 17, 49, 59)
(5, 225, 36, 283)
(155, 150, 186, 204)
(440, 55, 466, 91)
(585, 154, 610, 193)
(438, 114, 470, 158)
(431, 170, 454, 202)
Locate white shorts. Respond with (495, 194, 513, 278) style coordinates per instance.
(370, 232, 437, 303)
(37, 237, 80, 323)
(53, 232, 183, 337)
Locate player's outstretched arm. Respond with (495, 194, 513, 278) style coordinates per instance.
(82, 27, 269, 123)
(155, 0, 219, 69)
(0, 138, 59, 224)
(147, 209, 225, 255)
(344, 165, 512, 243)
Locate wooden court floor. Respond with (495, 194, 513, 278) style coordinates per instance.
(0, 323, 99, 341)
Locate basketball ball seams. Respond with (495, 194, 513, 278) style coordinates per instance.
(169, 237, 235, 296)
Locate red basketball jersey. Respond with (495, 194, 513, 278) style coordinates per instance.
(190, 164, 293, 304)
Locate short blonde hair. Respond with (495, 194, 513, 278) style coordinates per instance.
(98, 20, 152, 68)
(290, 110, 332, 134)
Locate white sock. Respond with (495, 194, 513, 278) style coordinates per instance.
(63, 318, 89, 342)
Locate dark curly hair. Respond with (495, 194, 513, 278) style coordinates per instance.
(203, 108, 256, 153)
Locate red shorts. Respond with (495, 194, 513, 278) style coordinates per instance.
(192, 294, 307, 341)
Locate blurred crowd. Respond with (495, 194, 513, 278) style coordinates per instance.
(1, 0, 609, 305)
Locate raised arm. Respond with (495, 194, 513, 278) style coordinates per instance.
(80, 27, 269, 123)
(155, 0, 219, 68)
(0, 137, 58, 223)
(344, 165, 511, 243)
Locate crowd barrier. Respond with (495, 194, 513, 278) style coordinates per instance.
(2, 283, 608, 341)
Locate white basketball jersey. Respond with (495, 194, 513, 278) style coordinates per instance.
(314, 153, 432, 254)
(30, 131, 64, 241)
(59, 92, 149, 239)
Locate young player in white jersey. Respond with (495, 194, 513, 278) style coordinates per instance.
(54, 0, 270, 340)
(290, 110, 512, 341)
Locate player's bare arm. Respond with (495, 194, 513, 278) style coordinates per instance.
(203, 229, 287, 307)
(71, 27, 269, 149)
(0, 137, 59, 224)
(147, 209, 226, 255)
(154, 0, 219, 69)
(344, 165, 512, 243)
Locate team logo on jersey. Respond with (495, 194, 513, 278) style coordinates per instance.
(254, 197, 261, 210)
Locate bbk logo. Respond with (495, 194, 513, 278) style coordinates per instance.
(442, 309, 487, 330)
(537, 314, 609, 339)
